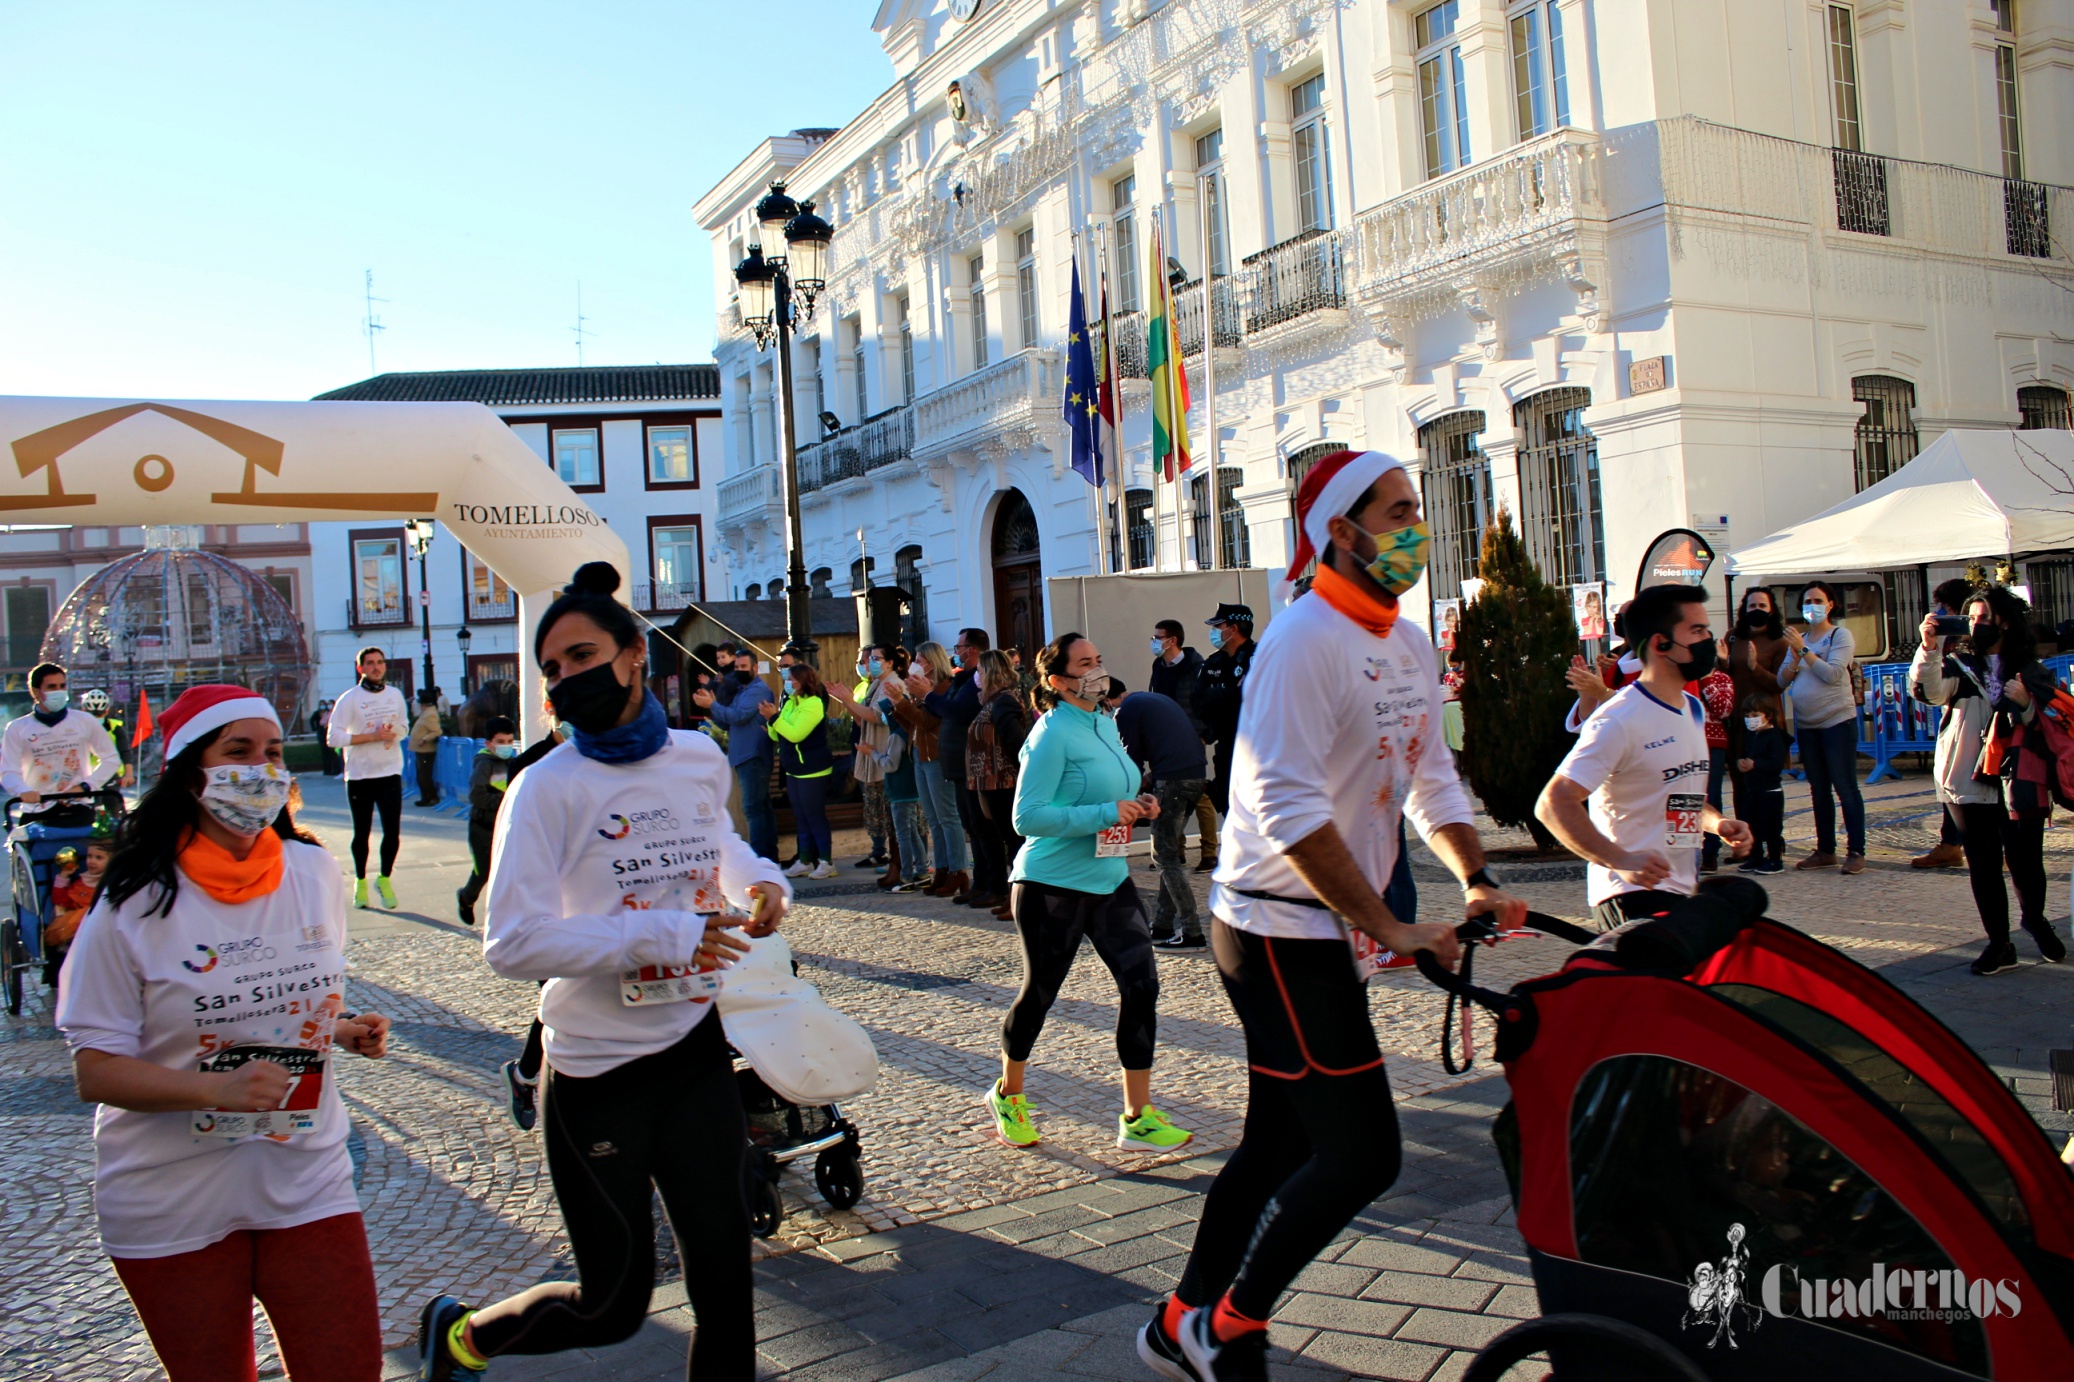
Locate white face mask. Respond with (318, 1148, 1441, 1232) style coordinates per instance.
(1743, 715, 1768, 731)
(198, 763, 292, 837)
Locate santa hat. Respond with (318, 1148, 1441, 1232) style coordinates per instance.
(1284, 449, 1407, 596)
(159, 685, 281, 760)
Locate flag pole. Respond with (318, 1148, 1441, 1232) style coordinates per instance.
(1198, 178, 1219, 573)
(1094, 229, 1115, 576)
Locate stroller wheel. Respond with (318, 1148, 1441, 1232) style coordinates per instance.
(814, 1146, 864, 1210)
(743, 1155, 782, 1238)
(1461, 1314, 1710, 1382)
(1, 918, 24, 1017)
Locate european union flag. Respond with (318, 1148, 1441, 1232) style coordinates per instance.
(1063, 258, 1102, 488)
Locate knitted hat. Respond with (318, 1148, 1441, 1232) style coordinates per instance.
(1283, 449, 1407, 595)
(159, 685, 280, 760)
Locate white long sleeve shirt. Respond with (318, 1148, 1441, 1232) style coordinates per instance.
(1, 707, 121, 805)
(483, 730, 791, 1078)
(1210, 590, 1476, 941)
(55, 841, 358, 1258)
(323, 682, 409, 781)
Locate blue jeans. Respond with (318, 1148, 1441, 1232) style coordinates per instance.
(890, 798, 929, 881)
(915, 759, 970, 873)
(735, 758, 777, 861)
(787, 773, 833, 864)
(1796, 719, 1865, 856)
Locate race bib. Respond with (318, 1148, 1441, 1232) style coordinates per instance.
(1094, 822, 1133, 858)
(192, 1045, 326, 1138)
(1665, 792, 1705, 850)
(1340, 921, 1418, 982)
(619, 962, 721, 1007)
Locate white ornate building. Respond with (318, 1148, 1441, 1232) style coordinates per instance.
(698, 0, 2074, 661)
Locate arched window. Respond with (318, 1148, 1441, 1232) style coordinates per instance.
(743, 583, 761, 602)
(1851, 374, 1918, 491)
(768, 578, 785, 601)
(1188, 468, 1250, 570)
(2018, 383, 2071, 431)
(809, 567, 833, 599)
(1515, 388, 1602, 587)
(1418, 411, 1489, 596)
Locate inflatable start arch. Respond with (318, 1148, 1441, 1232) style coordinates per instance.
(0, 395, 630, 743)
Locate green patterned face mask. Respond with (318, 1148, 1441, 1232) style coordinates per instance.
(1353, 519, 1432, 595)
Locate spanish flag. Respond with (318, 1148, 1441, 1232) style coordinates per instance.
(1146, 217, 1191, 483)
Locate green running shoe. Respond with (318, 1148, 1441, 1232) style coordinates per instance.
(354, 877, 369, 909)
(984, 1082, 1040, 1148)
(1118, 1106, 1193, 1151)
(376, 875, 398, 909)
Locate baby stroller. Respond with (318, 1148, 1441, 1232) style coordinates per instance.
(718, 930, 877, 1239)
(2, 787, 124, 1015)
(1410, 877, 2074, 1379)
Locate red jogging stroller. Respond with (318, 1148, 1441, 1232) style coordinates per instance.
(1413, 878, 2074, 1379)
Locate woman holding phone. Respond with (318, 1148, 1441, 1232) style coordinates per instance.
(987, 632, 1191, 1154)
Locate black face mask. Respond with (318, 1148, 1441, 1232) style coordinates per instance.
(548, 661, 633, 735)
(735, 669, 756, 685)
(1969, 622, 2001, 655)
(1671, 635, 1718, 679)
(360, 675, 385, 693)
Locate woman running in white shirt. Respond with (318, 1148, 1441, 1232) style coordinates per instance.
(417, 562, 789, 1382)
(56, 684, 393, 1382)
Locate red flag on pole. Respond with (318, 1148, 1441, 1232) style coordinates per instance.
(132, 689, 153, 749)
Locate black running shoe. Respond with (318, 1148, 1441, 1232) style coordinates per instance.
(2024, 921, 2068, 963)
(852, 853, 885, 869)
(1135, 1309, 1201, 1381)
(1970, 942, 2021, 977)
(418, 1295, 482, 1380)
(1177, 1308, 1269, 1382)
(1154, 931, 1207, 952)
(455, 889, 475, 927)
(502, 1060, 538, 1131)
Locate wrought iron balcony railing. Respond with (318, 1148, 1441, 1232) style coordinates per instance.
(1175, 277, 1242, 356)
(1241, 229, 1345, 334)
(798, 407, 915, 494)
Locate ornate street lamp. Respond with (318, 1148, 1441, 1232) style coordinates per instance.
(404, 518, 437, 698)
(455, 623, 473, 694)
(734, 180, 835, 665)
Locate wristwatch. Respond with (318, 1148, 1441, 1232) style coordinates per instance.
(1462, 867, 1497, 892)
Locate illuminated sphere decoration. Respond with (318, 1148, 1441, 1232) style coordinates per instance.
(40, 527, 311, 742)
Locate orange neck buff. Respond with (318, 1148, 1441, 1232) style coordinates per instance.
(177, 826, 285, 905)
(1311, 563, 1400, 638)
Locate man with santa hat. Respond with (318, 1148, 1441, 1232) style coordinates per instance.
(1138, 449, 1528, 1382)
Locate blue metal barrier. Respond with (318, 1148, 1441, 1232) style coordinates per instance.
(401, 737, 487, 811)
(1854, 653, 2074, 785)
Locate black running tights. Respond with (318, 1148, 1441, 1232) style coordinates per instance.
(1002, 878, 1159, 1070)
(467, 1013, 753, 1375)
(1958, 801, 2048, 945)
(346, 774, 401, 879)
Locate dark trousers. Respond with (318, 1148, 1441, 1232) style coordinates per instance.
(414, 750, 440, 804)
(345, 774, 401, 879)
(1939, 809, 1965, 848)
(1796, 720, 1865, 856)
(735, 758, 777, 861)
(467, 1016, 752, 1375)
(973, 786, 1021, 896)
(458, 821, 494, 910)
(1700, 746, 1728, 866)
(1957, 801, 2048, 946)
(1150, 778, 1207, 936)
(958, 780, 1001, 895)
(1591, 888, 1689, 933)
(786, 773, 832, 863)
(1743, 783, 1784, 863)
(1003, 879, 1159, 1069)
(1208, 740, 1235, 818)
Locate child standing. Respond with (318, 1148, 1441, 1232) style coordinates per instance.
(1736, 696, 1789, 874)
(456, 717, 518, 926)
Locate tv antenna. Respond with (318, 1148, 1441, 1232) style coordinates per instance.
(361, 269, 387, 375)
(572, 283, 593, 365)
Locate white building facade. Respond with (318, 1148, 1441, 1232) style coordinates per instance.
(699, 0, 2074, 661)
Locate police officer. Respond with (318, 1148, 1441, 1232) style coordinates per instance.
(1195, 602, 1255, 835)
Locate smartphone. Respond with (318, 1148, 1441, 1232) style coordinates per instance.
(1931, 614, 1969, 637)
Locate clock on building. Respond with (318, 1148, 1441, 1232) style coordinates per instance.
(950, 0, 981, 22)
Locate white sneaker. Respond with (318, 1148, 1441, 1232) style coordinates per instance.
(783, 861, 812, 878)
(809, 861, 839, 879)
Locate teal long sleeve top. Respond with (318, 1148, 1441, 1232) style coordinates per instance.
(1010, 701, 1141, 894)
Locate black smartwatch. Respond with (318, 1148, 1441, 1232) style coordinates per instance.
(1462, 867, 1497, 892)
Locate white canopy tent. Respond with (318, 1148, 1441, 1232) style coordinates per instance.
(1727, 428, 2074, 578)
(0, 395, 631, 742)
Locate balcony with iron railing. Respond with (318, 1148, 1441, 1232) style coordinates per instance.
(1241, 229, 1346, 335)
(1175, 277, 1242, 358)
(911, 348, 1063, 461)
(632, 581, 700, 614)
(1105, 312, 1147, 380)
(465, 590, 516, 623)
(717, 464, 781, 532)
(798, 406, 914, 494)
(348, 598, 411, 630)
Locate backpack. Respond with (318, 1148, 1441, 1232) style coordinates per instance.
(2027, 685, 2074, 811)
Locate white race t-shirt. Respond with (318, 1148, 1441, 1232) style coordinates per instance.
(0, 707, 121, 805)
(55, 841, 358, 1258)
(1554, 683, 1712, 906)
(324, 682, 409, 781)
(1210, 590, 1476, 941)
(483, 731, 791, 1078)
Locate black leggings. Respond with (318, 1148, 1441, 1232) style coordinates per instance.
(346, 774, 402, 879)
(468, 1013, 752, 1374)
(458, 822, 494, 910)
(1176, 922, 1402, 1322)
(1957, 801, 2048, 945)
(1002, 878, 1159, 1070)
(1744, 785, 1784, 863)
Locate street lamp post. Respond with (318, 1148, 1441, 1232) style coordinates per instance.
(735, 181, 833, 666)
(455, 624, 473, 696)
(405, 519, 437, 699)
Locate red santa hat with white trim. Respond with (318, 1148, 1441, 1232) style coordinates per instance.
(1282, 448, 1408, 600)
(159, 685, 281, 760)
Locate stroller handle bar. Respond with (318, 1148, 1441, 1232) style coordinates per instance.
(3, 786, 126, 827)
(1412, 911, 1595, 1001)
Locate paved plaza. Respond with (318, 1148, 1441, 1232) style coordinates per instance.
(2, 769, 2069, 1381)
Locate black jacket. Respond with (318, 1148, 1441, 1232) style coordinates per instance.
(1195, 638, 1254, 745)
(1114, 692, 1207, 786)
(1739, 727, 1789, 788)
(468, 750, 512, 827)
(1148, 647, 1205, 736)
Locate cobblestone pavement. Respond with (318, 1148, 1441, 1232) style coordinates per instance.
(4, 768, 2070, 1380)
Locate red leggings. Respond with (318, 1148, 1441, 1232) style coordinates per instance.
(112, 1212, 382, 1382)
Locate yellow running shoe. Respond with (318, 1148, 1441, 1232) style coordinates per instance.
(1118, 1106, 1192, 1151)
(984, 1082, 1040, 1148)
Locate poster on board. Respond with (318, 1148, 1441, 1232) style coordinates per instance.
(1573, 583, 1608, 639)
(1433, 598, 1462, 650)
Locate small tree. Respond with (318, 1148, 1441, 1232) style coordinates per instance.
(1456, 507, 1578, 852)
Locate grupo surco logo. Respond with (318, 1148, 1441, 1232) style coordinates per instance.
(182, 945, 219, 974)
(1682, 1223, 2022, 1350)
(598, 806, 679, 841)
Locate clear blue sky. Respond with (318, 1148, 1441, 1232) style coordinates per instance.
(0, 2, 891, 401)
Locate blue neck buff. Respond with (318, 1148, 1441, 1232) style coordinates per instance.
(568, 690, 670, 764)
